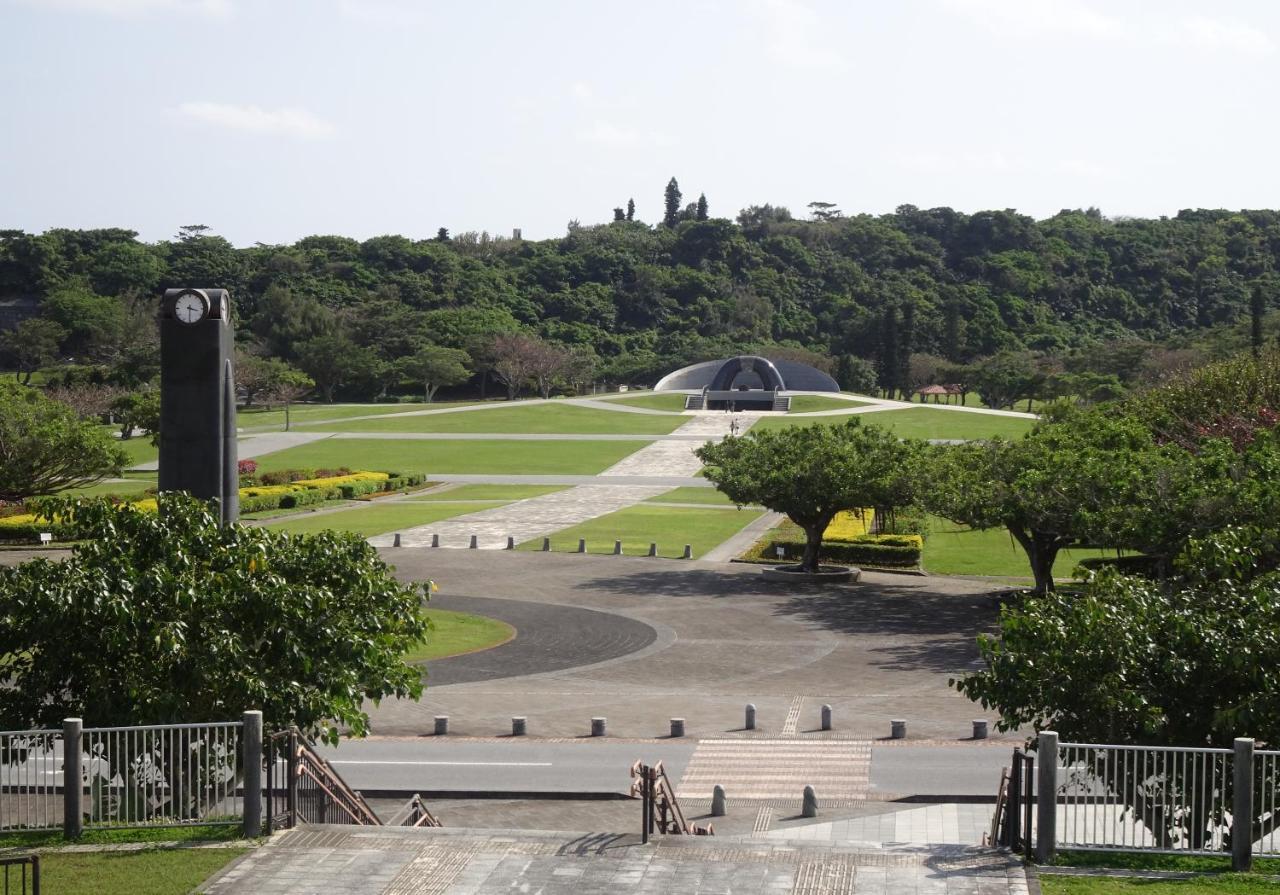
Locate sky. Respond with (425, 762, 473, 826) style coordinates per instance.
(4, 0, 1280, 246)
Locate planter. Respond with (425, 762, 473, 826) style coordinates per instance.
(761, 563, 860, 584)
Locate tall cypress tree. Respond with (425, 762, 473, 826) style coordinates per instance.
(899, 301, 916, 400)
(695, 193, 708, 221)
(943, 298, 962, 361)
(626, 198, 635, 221)
(663, 178, 682, 228)
(1251, 283, 1266, 357)
(878, 307, 899, 399)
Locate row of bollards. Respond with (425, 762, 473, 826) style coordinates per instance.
(395, 534, 693, 558)
(429, 710, 990, 740)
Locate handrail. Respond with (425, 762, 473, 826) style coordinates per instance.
(630, 759, 712, 838)
(295, 739, 381, 826)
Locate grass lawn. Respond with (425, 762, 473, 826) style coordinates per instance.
(299, 402, 686, 435)
(39, 846, 246, 895)
(113, 435, 159, 467)
(644, 486, 736, 506)
(596, 392, 689, 411)
(752, 407, 1036, 441)
(0, 824, 242, 849)
(252, 438, 647, 476)
(405, 607, 515, 664)
(236, 401, 468, 430)
(407, 484, 569, 502)
(924, 517, 1115, 579)
(264, 501, 504, 536)
(60, 478, 155, 498)
(1040, 875, 1279, 894)
(788, 394, 873, 412)
(517, 504, 764, 558)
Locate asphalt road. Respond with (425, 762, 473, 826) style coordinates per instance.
(316, 738, 696, 798)
(316, 738, 1011, 800)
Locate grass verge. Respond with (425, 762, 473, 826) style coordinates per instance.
(643, 486, 737, 506)
(752, 407, 1036, 440)
(0, 824, 242, 849)
(1040, 873, 1280, 894)
(923, 516, 1114, 579)
(405, 608, 515, 664)
(263, 501, 504, 537)
(40, 846, 246, 895)
(1051, 852, 1280, 874)
(787, 394, 873, 412)
(406, 484, 568, 502)
(517, 504, 763, 558)
(595, 393, 689, 411)
(253, 438, 648, 476)
(299, 403, 686, 435)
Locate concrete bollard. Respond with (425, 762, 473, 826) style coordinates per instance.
(821, 704, 833, 731)
(614, 540, 622, 555)
(577, 538, 587, 554)
(972, 719, 989, 740)
(745, 704, 757, 730)
(648, 543, 657, 557)
(542, 537, 551, 551)
(512, 717, 527, 736)
(802, 785, 818, 818)
(711, 784, 727, 817)
(393, 532, 402, 548)
(469, 534, 478, 549)
(891, 719, 907, 739)
(682, 544, 692, 559)
(670, 718, 685, 738)
(434, 715, 449, 736)
(591, 717, 606, 737)
(506, 536, 515, 550)
(431, 533, 440, 548)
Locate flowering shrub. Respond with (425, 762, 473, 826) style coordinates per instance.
(823, 509, 875, 541)
(237, 459, 258, 477)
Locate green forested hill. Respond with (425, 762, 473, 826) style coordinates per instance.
(2, 203, 1277, 400)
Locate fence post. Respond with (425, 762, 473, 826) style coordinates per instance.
(286, 730, 298, 828)
(1234, 737, 1255, 873)
(1035, 730, 1058, 864)
(242, 711, 263, 838)
(62, 718, 82, 839)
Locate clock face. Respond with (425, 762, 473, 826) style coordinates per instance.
(174, 292, 207, 324)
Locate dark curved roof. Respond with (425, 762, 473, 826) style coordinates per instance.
(654, 355, 839, 392)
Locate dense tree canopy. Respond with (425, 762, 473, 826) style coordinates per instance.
(0, 383, 128, 501)
(0, 495, 429, 742)
(4, 203, 1280, 401)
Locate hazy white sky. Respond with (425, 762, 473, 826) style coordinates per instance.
(4, 0, 1279, 246)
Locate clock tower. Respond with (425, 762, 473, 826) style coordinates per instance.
(159, 288, 239, 524)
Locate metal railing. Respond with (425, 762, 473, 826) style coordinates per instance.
(1257, 750, 1280, 856)
(387, 794, 443, 828)
(629, 760, 712, 842)
(0, 856, 38, 895)
(265, 730, 381, 829)
(995, 749, 1035, 857)
(81, 721, 243, 830)
(0, 730, 62, 832)
(1056, 741, 1234, 854)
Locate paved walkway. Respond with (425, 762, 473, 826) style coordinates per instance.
(367, 413, 759, 550)
(202, 825, 1032, 895)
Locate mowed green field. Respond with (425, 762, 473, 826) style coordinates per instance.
(924, 517, 1114, 579)
(407, 484, 569, 501)
(787, 394, 874, 412)
(644, 486, 736, 505)
(596, 392, 689, 411)
(252, 438, 647, 475)
(237, 401, 447, 430)
(518, 504, 764, 558)
(405, 608, 515, 664)
(263, 500, 504, 536)
(40, 847, 246, 895)
(298, 402, 686, 435)
(752, 407, 1036, 440)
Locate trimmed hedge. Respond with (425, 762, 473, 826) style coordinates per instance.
(742, 538, 922, 568)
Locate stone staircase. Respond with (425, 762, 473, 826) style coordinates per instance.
(771, 392, 791, 412)
(684, 393, 705, 410)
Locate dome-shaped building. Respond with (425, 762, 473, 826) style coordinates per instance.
(654, 355, 839, 410)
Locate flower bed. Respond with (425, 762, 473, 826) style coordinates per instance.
(0, 469, 427, 541)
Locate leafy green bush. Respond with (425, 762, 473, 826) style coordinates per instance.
(741, 537, 921, 568)
(0, 494, 429, 742)
(278, 487, 338, 509)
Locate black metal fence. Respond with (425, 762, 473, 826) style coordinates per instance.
(0, 855, 38, 895)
